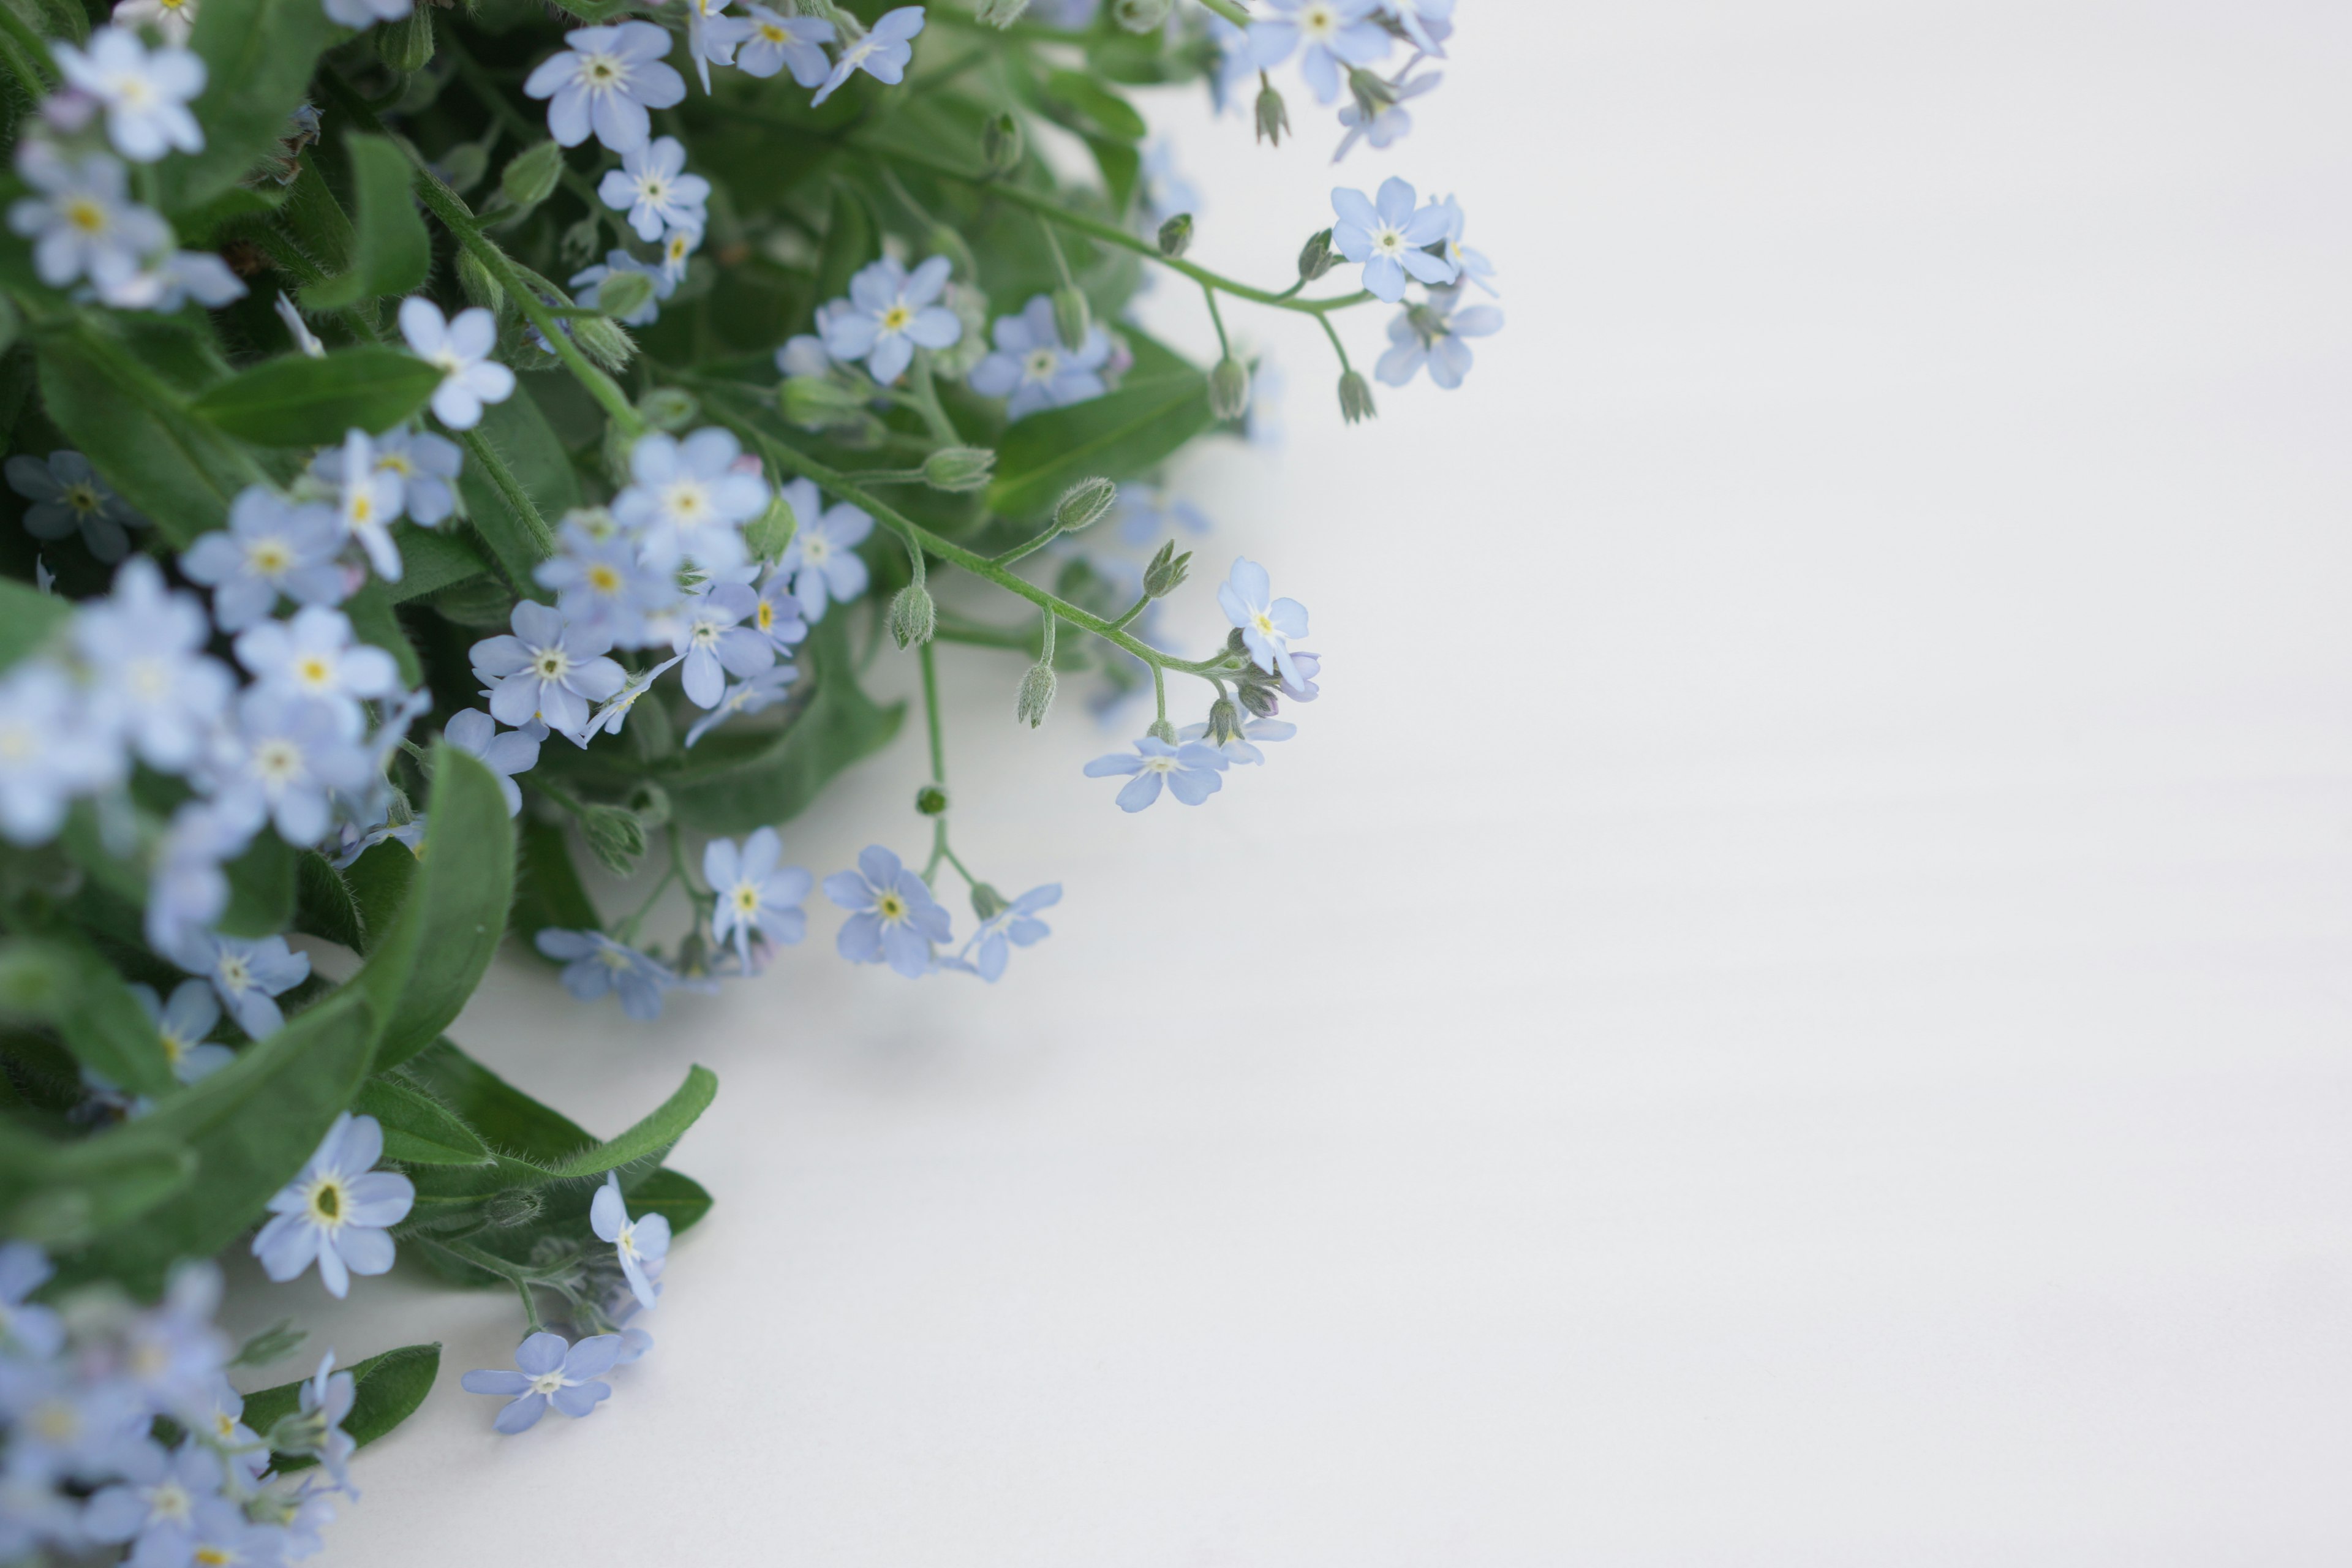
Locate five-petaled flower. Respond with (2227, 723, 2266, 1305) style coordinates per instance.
(1217, 557, 1311, 687)
(598, 135, 709, 244)
(471, 600, 628, 737)
(1249, 0, 1388, 105)
(462, 1332, 624, 1434)
(771, 477, 872, 621)
(591, 1172, 670, 1309)
(442, 709, 541, 816)
(252, 1113, 415, 1299)
(398, 298, 517, 431)
(524, 21, 687, 154)
(180, 486, 346, 631)
(824, 845, 952, 977)
(0, 662, 117, 842)
(820, 255, 962, 384)
(6, 145, 171, 300)
(736, 3, 832, 84)
(1376, 284, 1502, 389)
(234, 605, 399, 734)
(810, 4, 925, 106)
(1083, 737, 1231, 812)
(945, 883, 1060, 982)
(705, 827, 812, 970)
(53, 26, 206, 163)
(535, 928, 680, 1020)
(6, 448, 146, 562)
(1330, 176, 1459, 303)
(614, 427, 769, 573)
(669, 578, 772, 709)
(968, 295, 1112, 420)
(127, 979, 235, 1086)
(76, 556, 231, 771)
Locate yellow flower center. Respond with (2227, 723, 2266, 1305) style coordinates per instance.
(881, 303, 913, 333)
(876, 892, 906, 921)
(733, 884, 760, 914)
(64, 198, 107, 235)
(247, 538, 292, 574)
(588, 563, 622, 593)
(296, 655, 332, 688)
(304, 1174, 346, 1226)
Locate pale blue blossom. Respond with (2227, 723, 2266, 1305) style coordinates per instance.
(328, 813, 424, 870)
(206, 690, 372, 844)
(1381, 0, 1452, 54)
(1375, 285, 1501, 389)
(968, 295, 1111, 419)
(524, 21, 687, 153)
(0, 660, 121, 843)
(680, 0, 752, 91)
(748, 566, 810, 655)
(0, 1459, 88, 1562)
(129, 980, 235, 1086)
(535, 507, 677, 647)
(54, 27, 205, 163)
(174, 929, 309, 1040)
(1250, 0, 1388, 104)
(535, 928, 677, 1020)
(944, 883, 1059, 982)
(772, 477, 871, 621)
(323, 0, 413, 31)
(194, 1376, 268, 1485)
(1433, 194, 1498, 294)
(821, 255, 960, 384)
(573, 653, 684, 742)
(823, 845, 951, 977)
(704, 826, 811, 969)
(94, 245, 246, 312)
(253, 1115, 413, 1300)
(1179, 715, 1297, 765)
(0, 1359, 145, 1477)
(371, 426, 464, 525)
(81, 1436, 235, 1562)
(0, 1243, 63, 1358)
(234, 606, 399, 733)
(810, 4, 925, 106)
(7, 145, 170, 297)
(736, 4, 831, 84)
(682, 662, 797, 747)
(462, 1332, 624, 1434)
(180, 487, 347, 632)
(145, 799, 255, 957)
(670, 577, 771, 709)
(1331, 176, 1457, 302)
(76, 556, 232, 771)
(597, 135, 707, 244)
(7, 448, 145, 561)
(184, 1512, 290, 1568)
(318, 429, 404, 581)
(590, 1172, 669, 1309)
(470, 601, 627, 736)
(614, 427, 767, 573)
(570, 249, 674, 327)
(1333, 64, 1439, 160)
(113, 1262, 228, 1423)
(1218, 556, 1310, 687)
(1083, 736, 1229, 810)
(398, 297, 516, 431)
(290, 1350, 356, 1491)
(442, 709, 539, 816)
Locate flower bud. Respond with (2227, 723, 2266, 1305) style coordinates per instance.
(1206, 697, 1240, 745)
(1346, 66, 1398, 122)
(1208, 356, 1250, 420)
(889, 583, 936, 649)
(974, 0, 1029, 21)
(1146, 717, 1178, 745)
(559, 213, 601, 266)
(1054, 476, 1117, 532)
(1156, 213, 1193, 258)
(437, 140, 490, 195)
(1114, 0, 1172, 28)
(1051, 285, 1091, 352)
(457, 249, 504, 318)
(481, 1187, 544, 1228)
(982, 111, 1023, 175)
(783, 374, 868, 429)
(1142, 540, 1191, 598)
(592, 269, 656, 323)
(500, 140, 565, 211)
(1224, 626, 1248, 656)
(376, 5, 434, 71)
(1297, 227, 1337, 282)
(1015, 660, 1057, 728)
(914, 784, 949, 816)
(625, 780, 672, 830)
(970, 882, 1008, 921)
(580, 804, 646, 875)
(638, 386, 698, 432)
(746, 492, 796, 563)
(1255, 81, 1290, 145)
(1235, 678, 1280, 718)
(571, 312, 636, 372)
(1338, 368, 1377, 424)
(922, 445, 997, 493)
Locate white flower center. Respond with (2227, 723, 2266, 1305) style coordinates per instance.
(732, 883, 760, 914)
(529, 1369, 568, 1396)
(430, 347, 469, 379)
(1372, 224, 1408, 257)
(216, 953, 252, 992)
(532, 646, 573, 682)
(581, 51, 625, 89)
(663, 479, 710, 524)
(881, 302, 913, 333)
(1301, 2, 1339, 40)
(1023, 347, 1059, 382)
(303, 1173, 347, 1229)
(252, 739, 304, 786)
(1144, 756, 1177, 774)
(1252, 611, 1276, 636)
(246, 537, 293, 575)
(125, 657, 169, 701)
(149, 1479, 192, 1523)
(802, 535, 830, 564)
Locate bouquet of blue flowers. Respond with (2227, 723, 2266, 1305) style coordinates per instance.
(0, 0, 1498, 1556)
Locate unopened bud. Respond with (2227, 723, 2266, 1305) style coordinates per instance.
(1051, 285, 1090, 352)
(457, 249, 504, 317)
(625, 780, 671, 829)
(1297, 227, 1337, 282)
(638, 386, 697, 431)
(1206, 698, 1240, 745)
(1156, 213, 1193, 258)
(889, 582, 936, 649)
(970, 882, 1008, 921)
(1015, 662, 1056, 728)
(974, 0, 1029, 23)
(593, 269, 655, 323)
(1142, 540, 1190, 598)
(922, 445, 996, 493)
(1235, 678, 1280, 718)
(481, 1187, 544, 1228)
(1338, 369, 1377, 424)
(1346, 66, 1398, 122)
(1208, 356, 1250, 420)
(1054, 476, 1117, 532)
(746, 492, 796, 562)
(1146, 717, 1178, 745)
(1255, 81, 1289, 145)
(783, 375, 867, 429)
(982, 111, 1023, 175)
(376, 5, 434, 71)
(580, 803, 646, 875)
(914, 784, 949, 815)
(559, 213, 600, 266)
(437, 140, 489, 195)
(1114, 0, 1172, 27)
(571, 312, 635, 372)
(500, 140, 565, 211)
(1225, 626, 1248, 656)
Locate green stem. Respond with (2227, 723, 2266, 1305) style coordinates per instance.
(1193, 0, 1254, 27)
(1317, 311, 1355, 374)
(460, 426, 559, 562)
(1152, 662, 1167, 728)
(902, 350, 962, 445)
(1037, 606, 1056, 665)
(434, 1240, 548, 1332)
(919, 638, 946, 786)
(1202, 282, 1231, 358)
(989, 522, 1060, 567)
(1107, 590, 1152, 631)
(444, 33, 627, 247)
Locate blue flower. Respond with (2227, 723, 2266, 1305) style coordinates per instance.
(81, 1436, 236, 1562)
(682, 662, 797, 747)
(773, 477, 872, 621)
(534, 507, 677, 648)
(1114, 487, 1211, 548)
(1250, 0, 1389, 104)
(315, 424, 464, 527)
(145, 800, 255, 958)
(1216, 557, 1311, 689)
(75, 556, 232, 772)
(461, 1331, 624, 1434)
(322, 428, 405, 582)
(0, 660, 121, 844)
(0, 1458, 89, 1564)
(470, 601, 628, 737)
(535, 929, 679, 1020)
(169, 929, 309, 1041)
(252, 1114, 413, 1299)
(180, 486, 348, 633)
(524, 21, 687, 154)
(97, 244, 247, 314)
(128, 980, 235, 1087)
(55, 26, 206, 163)
(968, 295, 1112, 419)
(670, 577, 773, 709)
(1381, 0, 1453, 55)
(749, 565, 810, 655)
(614, 427, 768, 573)
(569, 248, 676, 328)
(810, 4, 925, 106)
(1331, 176, 1458, 303)
(114, 1263, 229, 1424)
(398, 298, 517, 432)
(442, 709, 540, 816)
(820, 255, 962, 384)
(1178, 715, 1297, 765)
(590, 1172, 671, 1309)
(1082, 736, 1230, 811)
(0, 1358, 146, 1477)
(5, 448, 146, 562)
(946, 883, 1060, 982)
(195, 1374, 268, 1486)
(5, 145, 170, 299)
(1433, 194, 1497, 295)
(1334, 63, 1439, 160)
(736, 4, 832, 85)
(597, 136, 708, 244)
(206, 688, 373, 846)
(823, 846, 952, 977)
(186, 1512, 291, 1568)
(233, 606, 400, 734)
(0, 1243, 62, 1358)
(290, 1349, 358, 1490)
(574, 654, 685, 744)
(1375, 285, 1502, 389)
(704, 826, 812, 969)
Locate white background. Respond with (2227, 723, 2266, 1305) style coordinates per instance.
(235, 1, 2352, 1561)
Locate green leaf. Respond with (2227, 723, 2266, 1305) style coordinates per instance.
(813, 181, 876, 306)
(356, 747, 516, 1072)
(188, 348, 442, 446)
(513, 814, 600, 946)
(0, 573, 67, 670)
(239, 1343, 440, 1471)
(400, 1038, 590, 1164)
(544, 1065, 715, 1179)
(301, 135, 433, 311)
(217, 829, 295, 940)
(386, 526, 490, 603)
(35, 327, 251, 546)
(456, 380, 578, 581)
(987, 370, 1215, 519)
(0, 935, 173, 1096)
(1043, 70, 1147, 140)
(342, 578, 424, 688)
(0, 1120, 195, 1247)
(356, 1076, 491, 1166)
(157, 0, 342, 217)
(341, 837, 418, 957)
(665, 614, 904, 835)
(624, 1166, 713, 1235)
(293, 850, 363, 951)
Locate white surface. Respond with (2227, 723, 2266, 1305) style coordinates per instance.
(236, 2, 2352, 1561)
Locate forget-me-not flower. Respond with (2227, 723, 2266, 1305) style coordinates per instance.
(967, 295, 1112, 419)
(371, 425, 464, 525)
(1218, 556, 1310, 687)
(736, 4, 832, 83)
(0, 1358, 146, 1476)
(144, 799, 254, 959)
(252, 1113, 414, 1299)
(6, 448, 146, 562)
(1334, 65, 1439, 160)
(323, 0, 414, 31)
(945, 883, 1059, 982)
(442, 709, 540, 816)
(113, 1262, 228, 1424)
(680, 0, 752, 91)
(1250, 0, 1388, 104)
(54, 27, 205, 162)
(1179, 715, 1297, 765)
(292, 1350, 358, 1489)
(1381, 0, 1453, 54)
(821, 255, 961, 385)
(92, 243, 245, 313)
(234, 606, 399, 734)
(0, 660, 121, 843)
(175, 929, 309, 1039)
(181, 486, 347, 631)
(591, 1171, 670, 1309)
(682, 661, 796, 747)
(748, 567, 810, 656)
(7, 145, 171, 298)
(535, 508, 676, 647)
(398, 297, 516, 431)
(320, 429, 405, 581)
(470, 600, 627, 736)
(1434, 193, 1498, 295)
(772, 477, 871, 622)
(669, 577, 772, 709)
(535, 929, 679, 1020)
(704, 826, 812, 970)
(823, 845, 952, 977)
(128, 980, 235, 1087)
(208, 693, 377, 844)
(573, 653, 684, 744)
(570, 249, 676, 328)
(113, 0, 198, 47)
(1083, 736, 1230, 811)
(0, 1244, 62, 1358)
(75, 557, 231, 771)
(1376, 284, 1502, 389)
(524, 22, 687, 153)
(1331, 176, 1458, 303)
(80, 1435, 232, 1559)
(461, 1331, 624, 1434)
(614, 426, 767, 572)
(810, 4, 925, 106)
(597, 135, 707, 244)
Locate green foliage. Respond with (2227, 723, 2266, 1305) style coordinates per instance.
(301, 135, 434, 310)
(241, 1343, 442, 1471)
(355, 1076, 491, 1166)
(0, 571, 66, 669)
(34, 325, 248, 546)
(156, 0, 342, 216)
(0, 934, 171, 1096)
(189, 348, 443, 446)
(989, 366, 1218, 519)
